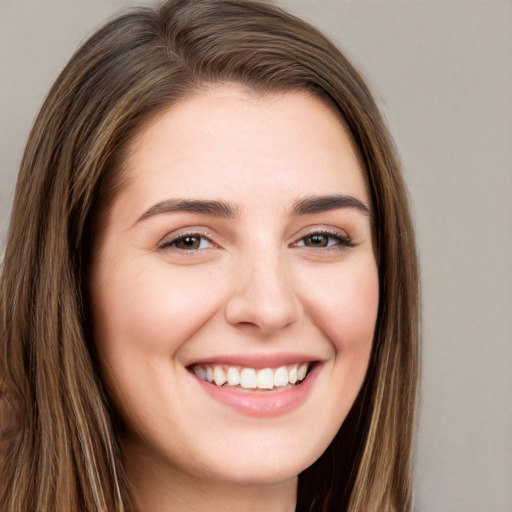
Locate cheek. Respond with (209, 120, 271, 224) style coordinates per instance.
(291, 256, 378, 454)
(302, 257, 379, 355)
(88, 259, 224, 433)
(89, 258, 231, 405)
(93, 260, 215, 349)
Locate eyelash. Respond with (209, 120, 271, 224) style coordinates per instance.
(158, 231, 215, 252)
(292, 230, 354, 250)
(158, 230, 353, 253)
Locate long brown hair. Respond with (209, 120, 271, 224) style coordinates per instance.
(0, 1, 419, 510)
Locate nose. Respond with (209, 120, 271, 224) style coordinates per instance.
(225, 249, 303, 334)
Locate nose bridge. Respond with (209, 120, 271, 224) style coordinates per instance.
(225, 243, 303, 333)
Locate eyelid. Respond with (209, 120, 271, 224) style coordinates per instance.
(156, 225, 354, 254)
(291, 227, 354, 249)
(157, 229, 218, 252)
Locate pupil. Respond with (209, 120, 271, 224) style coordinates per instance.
(179, 236, 199, 249)
(308, 234, 327, 247)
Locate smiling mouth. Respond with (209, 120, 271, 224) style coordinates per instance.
(189, 363, 311, 392)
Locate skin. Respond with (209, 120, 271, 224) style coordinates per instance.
(89, 85, 379, 512)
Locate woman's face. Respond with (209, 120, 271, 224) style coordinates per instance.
(89, 85, 379, 487)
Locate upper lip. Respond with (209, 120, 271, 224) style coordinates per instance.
(186, 352, 322, 369)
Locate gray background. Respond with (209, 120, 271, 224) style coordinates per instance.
(1, 1, 511, 511)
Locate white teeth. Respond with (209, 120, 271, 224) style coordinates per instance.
(195, 365, 207, 380)
(193, 363, 311, 390)
(240, 368, 257, 389)
(213, 366, 227, 386)
(297, 363, 308, 381)
(256, 368, 274, 389)
(226, 366, 240, 386)
(273, 366, 289, 387)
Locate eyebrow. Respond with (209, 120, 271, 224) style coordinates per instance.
(292, 194, 370, 216)
(137, 198, 240, 223)
(136, 193, 369, 225)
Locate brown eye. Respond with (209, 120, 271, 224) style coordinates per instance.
(295, 232, 353, 250)
(159, 234, 212, 251)
(304, 234, 330, 248)
(175, 236, 201, 250)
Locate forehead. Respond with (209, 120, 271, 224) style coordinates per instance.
(117, 84, 369, 216)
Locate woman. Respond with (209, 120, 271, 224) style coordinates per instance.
(0, 0, 419, 510)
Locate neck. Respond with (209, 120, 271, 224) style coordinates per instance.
(123, 441, 298, 512)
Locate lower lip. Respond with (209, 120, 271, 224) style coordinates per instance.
(190, 364, 320, 418)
